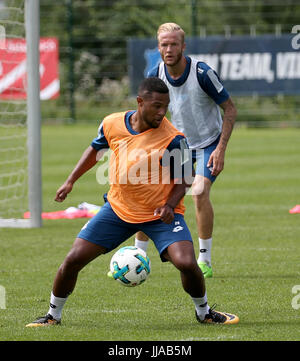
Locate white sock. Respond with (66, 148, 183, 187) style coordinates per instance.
(191, 293, 210, 321)
(197, 237, 212, 266)
(135, 238, 149, 253)
(48, 292, 68, 321)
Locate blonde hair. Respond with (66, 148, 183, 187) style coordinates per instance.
(157, 23, 185, 43)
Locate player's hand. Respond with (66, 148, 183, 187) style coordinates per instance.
(207, 148, 225, 177)
(55, 182, 73, 202)
(154, 204, 174, 224)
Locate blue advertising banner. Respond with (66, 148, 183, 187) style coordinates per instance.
(127, 34, 300, 96)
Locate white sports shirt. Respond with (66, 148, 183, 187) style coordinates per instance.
(147, 56, 229, 149)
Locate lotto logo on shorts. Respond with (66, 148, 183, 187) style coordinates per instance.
(172, 226, 183, 232)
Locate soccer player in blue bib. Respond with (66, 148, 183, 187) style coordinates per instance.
(135, 23, 237, 278)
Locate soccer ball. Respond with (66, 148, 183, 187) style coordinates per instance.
(110, 246, 151, 287)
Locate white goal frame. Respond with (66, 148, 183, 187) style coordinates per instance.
(0, 0, 42, 228)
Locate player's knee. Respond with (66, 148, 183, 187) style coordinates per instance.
(192, 177, 210, 198)
(192, 182, 205, 198)
(61, 248, 86, 274)
(173, 255, 197, 274)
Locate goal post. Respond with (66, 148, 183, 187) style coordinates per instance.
(26, 0, 42, 228)
(0, 0, 42, 228)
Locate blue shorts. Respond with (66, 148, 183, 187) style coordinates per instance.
(77, 201, 193, 261)
(192, 136, 220, 183)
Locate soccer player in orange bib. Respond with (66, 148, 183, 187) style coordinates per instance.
(26, 78, 238, 327)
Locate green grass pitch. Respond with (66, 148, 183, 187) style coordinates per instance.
(0, 124, 300, 341)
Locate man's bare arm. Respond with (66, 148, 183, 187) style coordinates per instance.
(207, 97, 237, 177)
(55, 145, 99, 202)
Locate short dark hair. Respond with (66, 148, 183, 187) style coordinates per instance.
(138, 77, 169, 98)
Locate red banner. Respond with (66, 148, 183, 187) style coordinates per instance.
(0, 37, 59, 100)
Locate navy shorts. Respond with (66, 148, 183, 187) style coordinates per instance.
(192, 136, 220, 183)
(77, 201, 192, 261)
